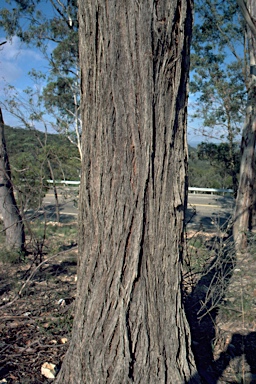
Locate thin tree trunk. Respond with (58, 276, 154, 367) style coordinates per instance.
(233, 0, 256, 250)
(35, 130, 60, 223)
(227, 116, 238, 198)
(46, 158, 60, 222)
(56, 1, 199, 383)
(0, 108, 25, 251)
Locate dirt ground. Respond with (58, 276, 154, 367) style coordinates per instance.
(1, 229, 256, 383)
(185, 229, 256, 383)
(0, 248, 77, 383)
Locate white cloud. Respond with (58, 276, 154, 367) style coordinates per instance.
(0, 60, 22, 83)
(0, 36, 49, 128)
(0, 36, 45, 87)
(2, 36, 42, 61)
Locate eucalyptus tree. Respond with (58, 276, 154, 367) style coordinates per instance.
(0, 0, 82, 158)
(197, 142, 240, 194)
(1, 84, 65, 222)
(190, 0, 256, 250)
(0, 108, 25, 252)
(190, 0, 247, 196)
(233, 0, 256, 250)
(55, 0, 200, 383)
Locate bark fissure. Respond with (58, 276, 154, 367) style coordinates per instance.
(56, 1, 199, 383)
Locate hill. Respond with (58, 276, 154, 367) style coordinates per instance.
(4, 125, 80, 181)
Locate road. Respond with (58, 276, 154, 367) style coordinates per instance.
(40, 189, 79, 222)
(42, 191, 234, 231)
(187, 193, 234, 231)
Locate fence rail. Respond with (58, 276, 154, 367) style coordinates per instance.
(47, 181, 233, 195)
(47, 180, 80, 185)
(188, 187, 233, 194)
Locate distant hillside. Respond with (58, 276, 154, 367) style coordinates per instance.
(4, 125, 80, 181)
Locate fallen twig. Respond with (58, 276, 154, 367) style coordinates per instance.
(0, 246, 78, 310)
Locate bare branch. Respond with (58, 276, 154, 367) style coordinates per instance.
(236, 0, 256, 38)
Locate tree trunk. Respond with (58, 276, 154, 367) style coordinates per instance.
(56, 1, 200, 383)
(233, 0, 256, 250)
(227, 116, 238, 198)
(46, 158, 60, 223)
(0, 108, 25, 251)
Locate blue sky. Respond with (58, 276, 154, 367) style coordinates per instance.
(0, 0, 57, 130)
(0, 36, 52, 129)
(0, 33, 205, 145)
(0, 0, 220, 146)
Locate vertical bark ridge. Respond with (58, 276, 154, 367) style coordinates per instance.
(56, 0, 198, 383)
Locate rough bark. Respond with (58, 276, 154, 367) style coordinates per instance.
(233, 0, 256, 250)
(0, 108, 25, 251)
(56, 1, 199, 383)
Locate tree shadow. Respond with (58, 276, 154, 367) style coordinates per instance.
(187, 331, 256, 383)
(40, 259, 77, 278)
(186, 204, 232, 232)
(184, 233, 235, 383)
(185, 227, 256, 383)
(25, 203, 78, 223)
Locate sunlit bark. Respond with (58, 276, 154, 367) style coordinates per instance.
(56, 1, 200, 382)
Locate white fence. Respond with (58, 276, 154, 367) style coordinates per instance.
(47, 180, 80, 185)
(47, 181, 233, 195)
(188, 187, 233, 195)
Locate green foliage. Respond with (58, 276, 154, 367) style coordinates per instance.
(197, 142, 240, 175)
(186, 235, 215, 275)
(4, 125, 80, 213)
(0, 0, 78, 49)
(190, 0, 247, 142)
(0, 0, 81, 153)
(12, 151, 48, 211)
(188, 142, 240, 190)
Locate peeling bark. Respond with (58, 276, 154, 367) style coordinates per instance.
(56, 1, 199, 383)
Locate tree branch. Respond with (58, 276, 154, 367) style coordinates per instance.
(236, 0, 256, 38)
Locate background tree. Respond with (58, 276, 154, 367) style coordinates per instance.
(1, 83, 80, 221)
(55, 1, 200, 383)
(190, 0, 247, 133)
(189, 0, 247, 199)
(0, 0, 82, 157)
(0, 108, 25, 251)
(189, 0, 256, 250)
(233, 0, 256, 250)
(197, 142, 240, 195)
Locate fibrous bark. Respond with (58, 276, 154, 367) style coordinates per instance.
(56, 1, 199, 383)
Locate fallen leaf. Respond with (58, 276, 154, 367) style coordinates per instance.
(41, 362, 57, 379)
